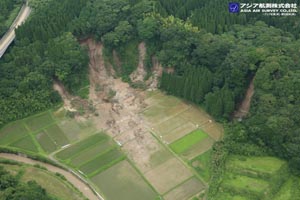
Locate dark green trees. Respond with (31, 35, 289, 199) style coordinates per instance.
(0, 166, 53, 200)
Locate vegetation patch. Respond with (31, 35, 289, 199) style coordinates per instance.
(190, 150, 212, 182)
(55, 133, 107, 160)
(9, 135, 39, 153)
(170, 129, 208, 154)
(70, 141, 113, 166)
(0, 162, 84, 200)
(24, 112, 54, 132)
(79, 148, 124, 176)
(154, 115, 188, 136)
(91, 160, 157, 200)
(21, 166, 84, 200)
(226, 156, 286, 175)
(44, 124, 69, 147)
(164, 122, 196, 143)
(221, 173, 269, 197)
(163, 177, 205, 200)
(0, 122, 28, 145)
(36, 131, 57, 153)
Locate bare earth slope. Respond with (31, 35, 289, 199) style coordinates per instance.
(234, 78, 255, 119)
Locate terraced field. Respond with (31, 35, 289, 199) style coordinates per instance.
(214, 155, 300, 200)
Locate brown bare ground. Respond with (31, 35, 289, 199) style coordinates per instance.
(130, 42, 147, 82)
(234, 78, 255, 119)
(163, 177, 205, 200)
(144, 158, 193, 194)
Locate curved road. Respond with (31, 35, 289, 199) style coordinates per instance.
(0, 3, 31, 58)
(0, 153, 100, 200)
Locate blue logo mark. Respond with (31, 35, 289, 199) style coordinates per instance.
(229, 2, 240, 13)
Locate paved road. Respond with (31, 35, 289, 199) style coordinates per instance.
(0, 153, 101, 200)
(0, 4, 31, 58)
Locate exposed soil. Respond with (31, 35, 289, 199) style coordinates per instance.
(146, 56, 163, 90)
(79, 39, 162, 171)
(130, 42, 147, 82)
(0, 153, 100, 200)
(234, 78, 255, 119)
(53, 81, 76, 112)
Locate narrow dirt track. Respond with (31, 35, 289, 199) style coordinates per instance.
(0, 153, 99, 200)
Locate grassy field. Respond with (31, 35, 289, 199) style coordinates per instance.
(226, 156, 286, 175)
(0, 122, 28, 145)
(222, 173, 270, 194)
(70, 141, 114, 166)
(216, 155, 294, 199)
(0, 163, 85, 200)
(10, 135, 39, 153)
(24, 112, 55, 132)
(55, 133, 108, 160)
(170, 129, 208, 154)
(44, 124, 69, 147)
(91, 160, 157, 200)
(190, 150, 212, 182)
(79, 148, 125, 176)
(55, 132, 126, 178)
(0, 110, 97, 155)
(36, 131, 57, 153)
(163, 177, 205, 200)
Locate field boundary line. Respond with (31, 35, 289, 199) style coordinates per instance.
(53, 131, 106, 158)
(152, 105, 191, 127)
(125, 158, 162, 198)
(162, 176, 202, 196)
(147, 127, 208, 187)
(77, 146, 119, 168)
(67, 139, 110, 162)
(43, 129, 59, 151)
(22, 122, 45, 154)
(86, 156, 126, 178)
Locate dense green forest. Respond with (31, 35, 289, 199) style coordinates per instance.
(0, 165, 53, 199)
(0, 0, 89, 126)
(0, 0, 299, 199)
(155, 0, 300, 38)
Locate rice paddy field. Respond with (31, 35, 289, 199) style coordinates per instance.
(0, 90, 225, 200)
(54, 131, 158, 200)
(2, 90, 299, 200)
(142, 90, 223, 199)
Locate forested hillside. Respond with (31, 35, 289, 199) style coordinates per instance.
(0, 0, 88, 125)
(154, 0, 300, 38)
(0, 0, 299, 199)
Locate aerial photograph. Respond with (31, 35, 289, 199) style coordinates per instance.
(0, 0, 299, 199)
